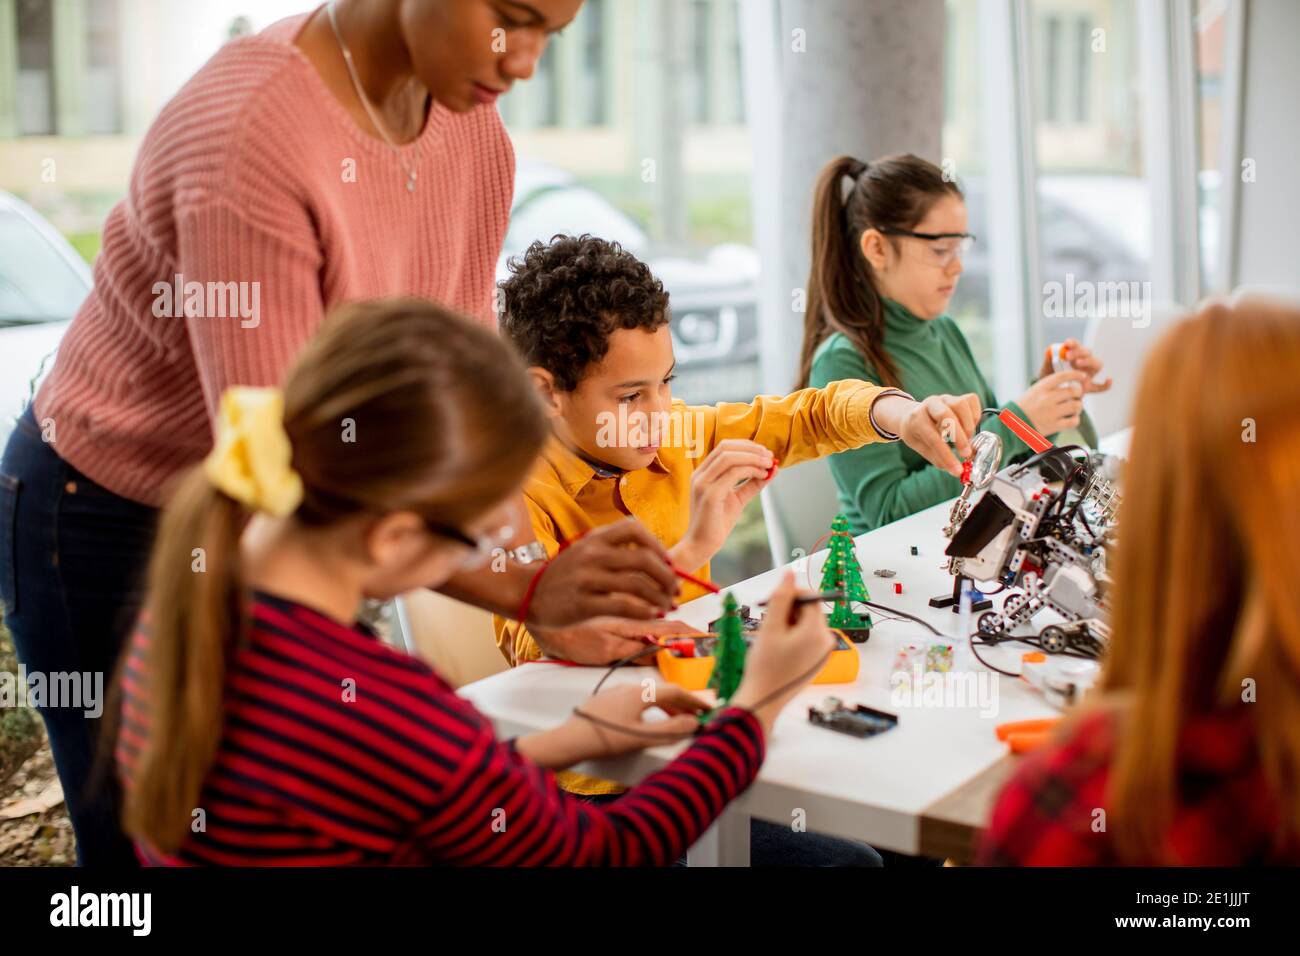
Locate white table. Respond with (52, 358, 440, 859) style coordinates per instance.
(461, 433, 1127, 865)
(460, 498, 1072, 865)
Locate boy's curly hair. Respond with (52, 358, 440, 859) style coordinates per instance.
(499, 234, 671, 391)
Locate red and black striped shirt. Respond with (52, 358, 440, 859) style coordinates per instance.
(116, 591, 764, 866)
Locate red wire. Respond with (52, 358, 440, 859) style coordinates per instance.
(669, 563, 721, 594)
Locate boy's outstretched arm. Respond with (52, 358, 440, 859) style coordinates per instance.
(700, 380, 979, 478)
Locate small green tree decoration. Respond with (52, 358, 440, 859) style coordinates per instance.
(708, 592, 747, 704)
(818, 513, 872, 640)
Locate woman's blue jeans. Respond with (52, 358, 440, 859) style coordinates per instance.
(0, 405, 157, 866)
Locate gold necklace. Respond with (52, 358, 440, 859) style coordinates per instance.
(327, 1, 420, 193)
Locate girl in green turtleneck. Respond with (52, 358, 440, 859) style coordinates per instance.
(798, 153, 1114, 533)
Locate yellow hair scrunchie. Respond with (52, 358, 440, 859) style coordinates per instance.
(204, 386, 304, 517)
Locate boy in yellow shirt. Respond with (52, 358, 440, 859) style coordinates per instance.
(493, 236, 978, 867)
(494, 234, 980, 670)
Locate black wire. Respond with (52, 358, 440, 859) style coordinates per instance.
(967, 634, 1022, 677)
(859, 600, 945, 637)
(731, 646, 834, 715)
(1077, 505, 1096, 540)
(572, 706, 702, 742)
(1051, 465, 1085, 518)
(1009, 444, 1086, 480)
(590, 644, 663, 696)
(579, 595, 1063, 738)
(575, 644, 835, 742)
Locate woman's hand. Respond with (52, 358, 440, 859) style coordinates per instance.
(1017, 369, 1087, 436)
(872, 392, 981, 477)
(728, 572, 836, 733)
(531, 617, 702, 666)
(526, 519, 681, 627)
(671, 439, 776, 571)
(1038, 339, 1113, 394)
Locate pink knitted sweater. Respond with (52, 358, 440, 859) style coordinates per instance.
(34, 13, 514, 507)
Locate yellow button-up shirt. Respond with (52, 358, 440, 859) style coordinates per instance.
(494, 379, 895, 667)
(495, 379, 895, 794)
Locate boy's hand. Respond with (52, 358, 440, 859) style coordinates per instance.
(872, 392, 979, 478)
(672, 439, 776, 570)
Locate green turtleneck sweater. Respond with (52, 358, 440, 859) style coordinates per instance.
(808, 298, 1096, 532)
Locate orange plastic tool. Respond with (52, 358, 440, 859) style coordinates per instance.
(995, 718, 1061, 741)
(658, 629, 859, 690)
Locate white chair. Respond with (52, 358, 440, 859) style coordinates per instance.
(759, 457, 844, 570)
(1082, 302, 1188, 438)
(391, 590, 507, 689)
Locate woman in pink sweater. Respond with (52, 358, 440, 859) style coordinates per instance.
(0, 0, 683, 866)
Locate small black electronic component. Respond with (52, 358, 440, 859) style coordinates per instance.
(707, 604, 761, 631)
(910, 546, 919, 556)
(807, 697, 898, 738)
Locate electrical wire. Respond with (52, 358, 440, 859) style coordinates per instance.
(967, 634, 1022, 677)
(573, 644, 835, 742)
(858, 600, 945, 637)
(590, 644, 663, 696)
(1009, 444, 1086, 481)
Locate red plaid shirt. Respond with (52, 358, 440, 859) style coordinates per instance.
(978, 705, 1300, 866)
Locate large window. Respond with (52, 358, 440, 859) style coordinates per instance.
(1194, 0, 1227, 293)
(581, 0, 607, 125)
(85, 0, 122, 134)
(502, 0, 755, 408)
(1030, 0, 1149, 352)
(942, 0, 993, 372)
(16, 0, 55, 135)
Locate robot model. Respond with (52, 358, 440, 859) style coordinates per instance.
(939, 421, 1122, 661)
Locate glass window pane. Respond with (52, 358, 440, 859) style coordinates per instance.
(942, 0, 993, 374)
(86, 0, 123, 134)
(1029, 0, 1149, 353)
(1195, 0, 1227, 293)
(17, 0, 56, 136)
(582, 0, 606, 125)
(502, 0, 756, 408)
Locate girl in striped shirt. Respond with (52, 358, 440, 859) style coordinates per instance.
(114, 299, 834, 866)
